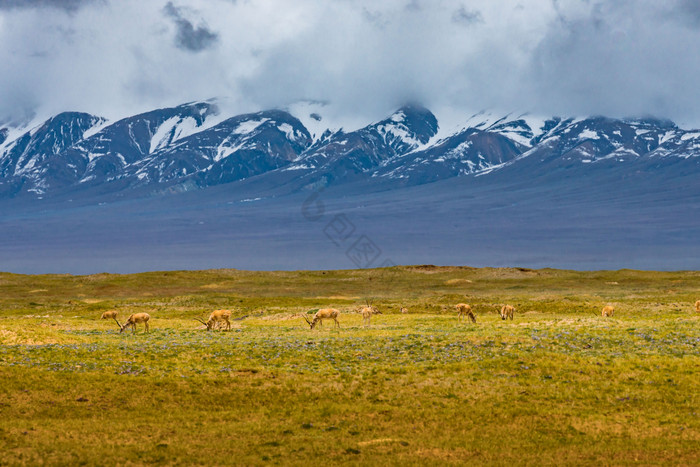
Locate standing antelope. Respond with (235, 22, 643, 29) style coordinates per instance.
(695, 300, 700, 312)
(456, 303, 476, 323)
(303, 308, 340, 330)
(357, 304, 381, 327)
(500, 305, 515, 321)
(194, 309, 232, 331)
(118, 313, 151, 333)
(601, 305, 615, 317)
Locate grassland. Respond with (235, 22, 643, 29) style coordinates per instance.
(0, 266, 699, 465)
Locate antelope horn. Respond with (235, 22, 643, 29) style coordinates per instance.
(194, 317, 207, 325)
(302, 314, 312, 325)
(113, 317, 122, 329)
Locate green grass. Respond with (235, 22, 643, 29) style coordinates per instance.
(1, 266, 699, 465)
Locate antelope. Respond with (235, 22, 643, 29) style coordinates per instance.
(601, 305, 614, 317)
(695, 300, 700, 312)
(101, 310, 121, 329)
(101, 310, 118, 320)
(400, 307, 408, 314)
(118, 313, 151, 333)
(303, 308, 340, 330)
(456, 303, 476, 323)
(357, 303, 381, 327)
(500, 305, 515, 320)
(194, 309, 232, 331)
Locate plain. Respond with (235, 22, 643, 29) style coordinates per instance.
(0, 266, 699, 465)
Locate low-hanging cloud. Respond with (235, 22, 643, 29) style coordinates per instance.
(1, 0, 700, 128)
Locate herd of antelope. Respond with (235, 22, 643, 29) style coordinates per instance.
(96, 300, 700, 333)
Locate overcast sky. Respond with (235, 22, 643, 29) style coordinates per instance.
(1, 0, 700, 127)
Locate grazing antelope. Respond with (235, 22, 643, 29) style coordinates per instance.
(194, 309, 232, 331)
(118, 313, 151, 333)
(101, 310, 121, 329)
(601, 305, 615, 317)
(400, 307, 408, 314)
(303, 308, 340, 330)
(101, 310, 118, 320)
(357, 304, 381, 327)
(500, 305, 515, 321)
(695, 300, 700, 312)
(456, 303, 476, 323)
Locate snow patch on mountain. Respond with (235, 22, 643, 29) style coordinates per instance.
(659, 130, 678, 144)
(282, 163, 315, 171)
(681, 131, 700, 141)
(232, 118, 270, 136)
(375, 121, 422, 149)
(149, 116, 197, 153)
(0, 119, 42, 155)
(82, 119, 112, 140)
(277, 123, 301, 142)
(578, 129, 600, 140)
(214, 141, 247, 162)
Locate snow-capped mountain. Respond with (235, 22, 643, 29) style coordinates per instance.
(277, 104, 438, 190)
(374, 126, 524, 184)
(128, 109, 312, 190)
(0, 112, 106, 196)
(0, 100, 699, 201)
(58, 102, 222, 189)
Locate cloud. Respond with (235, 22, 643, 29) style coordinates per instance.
(404, 0, 422, 12)
(163, 1, 219, 52)
(0, 0, 99, 13)
(522, 1, 700, 123)
(451, 5, 482, 26)
(1, 0, 700, 128)
(674, 0, 700, 27)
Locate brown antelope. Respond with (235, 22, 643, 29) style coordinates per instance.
(101, 310, 121, 329)
(695, 300, 700, 312)
(400, 307, 408, 314)
(357, 303, 381, 327)
(500, 305, 515, 321)
(456, 303, 476, 323)
(601, 305, 615, 317)
(303, 308, 340, 330)
(101, 310, 118, 320)
(194, 309, 232, 331)
(118, 313, 151, 333)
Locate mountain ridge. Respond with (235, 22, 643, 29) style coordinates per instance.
(0, 100, 698, 202)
